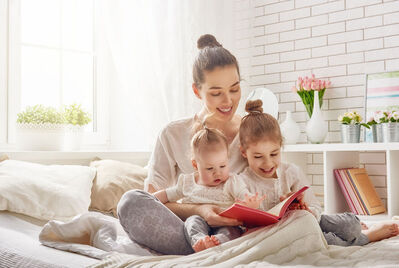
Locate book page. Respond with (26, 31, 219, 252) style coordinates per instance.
(266, 196, 292, 217)
(266, 186, 308, 217)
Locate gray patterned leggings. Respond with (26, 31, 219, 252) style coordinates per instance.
(117, 189, 194, 255)
(320, 212, 369, 246)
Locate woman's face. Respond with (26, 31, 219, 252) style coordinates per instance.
(194, 65, 241, 123)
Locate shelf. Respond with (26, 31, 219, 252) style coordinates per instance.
(282, 144, 399, 218)
(283, 142, 399, 152)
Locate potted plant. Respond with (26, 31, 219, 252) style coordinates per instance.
(16, 105, 66, 150)
(377, 110, 399, 142)
(63, 104, 92, 150)
(338, 111, 369, 143)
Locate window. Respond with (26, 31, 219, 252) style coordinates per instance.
(7, 0, 108, 146)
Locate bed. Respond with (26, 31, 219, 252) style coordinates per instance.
(0, 211, 98, 268)
(1, 152, 399, 268)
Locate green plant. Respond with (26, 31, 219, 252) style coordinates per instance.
(63, 104, 92, 126)
(338, 111, 369, 128)
(16, 105, 65, 124)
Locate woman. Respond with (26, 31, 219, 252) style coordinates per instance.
(117, 34, 248, 255)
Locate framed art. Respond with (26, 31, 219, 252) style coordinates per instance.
(364, 71, 399, 142)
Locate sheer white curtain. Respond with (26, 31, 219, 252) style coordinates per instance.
(98, 0, 235, 151)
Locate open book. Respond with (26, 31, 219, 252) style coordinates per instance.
(219, 186, 309, 227)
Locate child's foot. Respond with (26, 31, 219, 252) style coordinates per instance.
(362, 222, 399, 242)
(360, 221, 368, 230)
(192, 235, 220, 252)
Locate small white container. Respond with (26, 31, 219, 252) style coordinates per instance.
(15, 123, 66, 151)
(280, 111, 301, 144)
(63, 125, 85, 151)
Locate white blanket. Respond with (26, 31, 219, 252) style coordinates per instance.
(39, 212, 156, 259)
(39, 211, 399, 267)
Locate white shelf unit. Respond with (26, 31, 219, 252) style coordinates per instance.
(282, 143, 399, 218)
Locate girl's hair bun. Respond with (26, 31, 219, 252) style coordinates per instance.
(197, 34, 222, 49)
(245, 99, 263, 114)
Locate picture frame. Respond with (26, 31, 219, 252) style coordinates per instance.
(364, 70, 399, 142)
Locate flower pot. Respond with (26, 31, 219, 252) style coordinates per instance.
(63, 125, 85, 151)
(341, 124, 361, 143)
(381, 122, 399, 142)
(306, 91, 327, 144)
(16, 123, 66, 151)
(280, 111, 301, 144)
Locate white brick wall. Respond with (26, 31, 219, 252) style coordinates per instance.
(234, 0, 399, 209)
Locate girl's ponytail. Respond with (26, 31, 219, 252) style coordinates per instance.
(240, 99, 283, 149)
(191, 114, 228, 155)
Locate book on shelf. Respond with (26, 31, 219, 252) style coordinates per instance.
(219, 186, 309, 227)
(334, 168, 385, 215)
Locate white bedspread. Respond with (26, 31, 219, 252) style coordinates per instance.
(39, 211, 156, 259)
(39, 210, 399, 268)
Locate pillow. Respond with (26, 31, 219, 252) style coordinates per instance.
(89, 159, 147, 217)
(0, 159, 96, 221)
(0, 154, 8, 162)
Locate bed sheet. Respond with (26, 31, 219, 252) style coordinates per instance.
(0, 211, 99, 268)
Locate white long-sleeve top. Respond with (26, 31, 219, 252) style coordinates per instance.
(238, 162, 322, 221)
(145, 116, 248, 191)
(164, 172, 250, 209)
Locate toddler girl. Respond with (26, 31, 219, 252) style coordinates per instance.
(238, 99, 399, 246)
(154, 120, 264, 252)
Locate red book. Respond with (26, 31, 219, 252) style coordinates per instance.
(219, 186, 309, 227)
(334, 169, 357, 214)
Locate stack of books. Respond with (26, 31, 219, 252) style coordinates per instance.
(334, 168, 386, 215)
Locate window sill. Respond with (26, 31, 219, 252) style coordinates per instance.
(0, 149, 151, 166)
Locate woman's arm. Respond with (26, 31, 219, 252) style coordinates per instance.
(153, 190, 169, 204)
(165, 202, 243, 227)
(148, 183, 242, 226)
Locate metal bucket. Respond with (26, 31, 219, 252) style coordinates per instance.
(382, 123, 399, 142)
(372, 124, 384, 143)
(341, 124, 361, 143)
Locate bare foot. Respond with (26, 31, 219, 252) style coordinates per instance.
(362, 222, 399, 242)
(192, 235, 220, 252)
(360, 221, 368, 230)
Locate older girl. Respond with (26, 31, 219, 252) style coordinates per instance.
(238, 99, 399, 246)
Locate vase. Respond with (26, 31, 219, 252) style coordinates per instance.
(280, 111, 301, 144)
(341, 124, 361, 143)
(63, 125, 85, 151)
(15, 123, 66, 151)
(381, 122, 399, 142)
(306, 91, 328, 144)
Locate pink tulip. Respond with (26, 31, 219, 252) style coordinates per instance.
(311, 81, 317, 90)
(291, 86, 297, 93)
(326, 80, 331, 88)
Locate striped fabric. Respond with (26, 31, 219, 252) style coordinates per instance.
(0, 245, 66, 268)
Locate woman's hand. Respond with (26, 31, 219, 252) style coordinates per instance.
(197, 204, 243, 227)
(235, 192, 266, 209)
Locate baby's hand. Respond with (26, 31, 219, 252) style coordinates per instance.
(236, 192, 266, 209)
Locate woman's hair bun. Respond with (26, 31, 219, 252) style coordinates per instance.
(245, 99, 263, 114)
(197, 34, 222, 49)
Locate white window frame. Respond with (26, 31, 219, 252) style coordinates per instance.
(0, 0, 8, 148)
(5, 0, 109, 149)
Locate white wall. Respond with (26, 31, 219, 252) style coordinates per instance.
(234, 0, 399, 206)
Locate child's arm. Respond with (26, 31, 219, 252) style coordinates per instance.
(235, 192, 266, 209)
(154, 190, 169, 204)
(285, 164, 323, 219)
